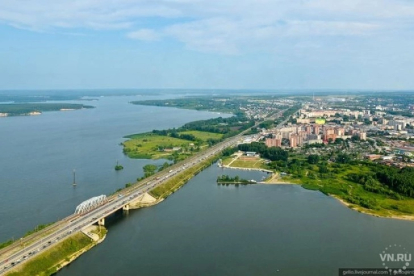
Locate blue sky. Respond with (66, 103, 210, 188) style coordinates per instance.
(1, 0, 414, 90)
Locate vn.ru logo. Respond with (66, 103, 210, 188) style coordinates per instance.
(380, 244, 411, 274)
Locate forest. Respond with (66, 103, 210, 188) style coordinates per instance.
(152, 114, 254, 142)
(0, 103, 93, 116)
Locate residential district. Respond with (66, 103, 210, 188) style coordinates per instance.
(243, 96, 414, 169)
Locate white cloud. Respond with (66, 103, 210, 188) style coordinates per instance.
(306, 0, 414, 19)
(0, 0, 413, 53)
(285, 21, 380, 36)
(162, 18, 380, 54)
(127, 29, 161, 41)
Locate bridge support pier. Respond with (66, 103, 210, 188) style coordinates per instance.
(98, 218, 105, 226)
(123, 204, 130, 211)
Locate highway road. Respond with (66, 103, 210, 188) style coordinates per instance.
(0, 132, 245, 275)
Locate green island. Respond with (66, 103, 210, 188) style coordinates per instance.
(0, 103, 94, 116)
(131, 97, 246, 113)
(216, 175, 257, 185)
(114, 161, 124, 171)
(122, 114, 253, 161)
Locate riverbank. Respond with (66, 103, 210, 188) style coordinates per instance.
(268, 174, 414, 222)
(6, 226, 107, 276)
(150, 154, 221, 199)
(128, 192, 163, 209)
(0, 103, 93, 117)
(262, 174, 414, 221)
(331, 194, 414, 222)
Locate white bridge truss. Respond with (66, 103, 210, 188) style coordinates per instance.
(75, 195, 107, 214)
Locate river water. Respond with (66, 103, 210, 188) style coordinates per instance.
(0, 94, 226, 242)
(57, 165, 414, 276)
(2, 94, 414, 275)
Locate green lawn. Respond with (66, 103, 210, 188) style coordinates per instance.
(122, 133, 192, 159)
(230, 158, 266, 169)
(179, 130, 223, 141)
(222, 156, 235, 166)
(123, 131, 224, 160)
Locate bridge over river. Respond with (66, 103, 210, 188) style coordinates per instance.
(0, 110, 290, 275)
(0, 134, 245, 275)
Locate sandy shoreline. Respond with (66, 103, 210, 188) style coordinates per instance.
(330, 195, 414, 222)
(261, 181, 296, 185)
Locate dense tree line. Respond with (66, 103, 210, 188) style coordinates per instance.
(307, 154, 320, 164)
(216, 175, 254, 184)
(143, 164, 158, 177)
(346, 172, 402, 200)
(222, 147, 238, 157)
(151, 129, 197, 141)
(238, 142, 288, 161)
(152, 114, 254, 140)
(336, 153, 351, 164)
(345, 163, 414, 199)
(131, 97, 249, 113)
(375, 166, 414, 198)
(258, 120, 274, 129)
(0, 103, 92, 115)
(180, 115, 254, 135)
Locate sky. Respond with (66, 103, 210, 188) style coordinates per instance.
(1, 0, 414, 90)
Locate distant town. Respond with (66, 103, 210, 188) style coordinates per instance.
(237, 95, 414, 169)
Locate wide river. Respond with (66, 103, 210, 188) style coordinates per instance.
(1, 94, 414, 275)
(0, 94, 226, 242)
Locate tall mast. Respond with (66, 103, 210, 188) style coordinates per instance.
(73, 169, 77, 186)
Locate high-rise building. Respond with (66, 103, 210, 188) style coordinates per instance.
(324, 127, 334, 136)
(313, 125, 320, 135)
(265, 137, 282, 147)
(289, 135, 298, 148)
(359, 132, 367, 140)
(334, 127, 345, 136)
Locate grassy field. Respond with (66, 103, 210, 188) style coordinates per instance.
(221, 156, 235, 166)
(230, 158, 266, 169)
(123, 131, 224, 160)
(6, 228, 107, 276)
(282, 163, 414, 218)
(221, 154, 267, 169)
(179, 130, 223, 141)
(122, 133, 192, 159)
